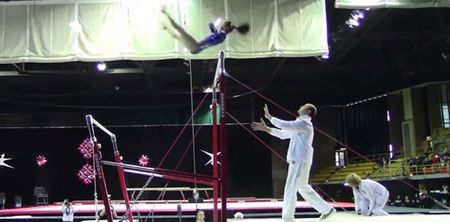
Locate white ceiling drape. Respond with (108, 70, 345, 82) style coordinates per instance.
(0, 0, 328, 63)
(335, 0, 450, 9)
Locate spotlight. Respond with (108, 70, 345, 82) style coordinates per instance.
(345, 10, 366, 29)
(351, 10, 365, 19)
(345, 18, 360, 28)
(96, 62, 107, 72)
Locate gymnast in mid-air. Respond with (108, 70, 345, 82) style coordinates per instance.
(162, 8, 249, 54)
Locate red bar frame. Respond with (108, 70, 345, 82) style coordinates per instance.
(114, 154, 134, 222)
(93, 143, 114, 222)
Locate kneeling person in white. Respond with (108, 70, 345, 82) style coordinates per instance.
(345, 173, 390, 216)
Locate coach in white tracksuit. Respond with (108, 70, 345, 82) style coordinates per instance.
(345, 173, 390, 216)
(252, 104, 335, 222)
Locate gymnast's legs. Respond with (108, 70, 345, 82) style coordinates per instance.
(162, 8, 201, 53)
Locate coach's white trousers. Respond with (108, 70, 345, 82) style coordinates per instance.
(282, 161, 333, 222)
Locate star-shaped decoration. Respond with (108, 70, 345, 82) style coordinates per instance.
(36, 155, 47, 167)
(201, 149, 220, 166)
(0, 153, 14, 169)
(138, 154, 149, 167)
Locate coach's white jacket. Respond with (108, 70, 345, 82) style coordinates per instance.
(268, 115, 314, 165)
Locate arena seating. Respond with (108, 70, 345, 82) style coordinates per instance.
(310, 161, 377, 184)
(311, 156, 449, 184)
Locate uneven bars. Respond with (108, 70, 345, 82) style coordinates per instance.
(212, 51, 227, 90)
(123, 169, 213, 186)
(86, 115, 116, 138)
(85, 114, 133, 222)
(102, 161, 215, 183)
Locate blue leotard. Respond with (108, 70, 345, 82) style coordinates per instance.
(192, 23, 227, 54)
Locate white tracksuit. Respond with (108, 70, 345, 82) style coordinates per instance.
(268, 115, 333, 222)
(61, 205, 75, 222)
(352, 179, 389, 216)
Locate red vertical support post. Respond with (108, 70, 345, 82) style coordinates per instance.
(212, 87, 219, 222)
(93, 143, 114, 222)
(219, 51, 228, 222)
(112, 136, 134, 222)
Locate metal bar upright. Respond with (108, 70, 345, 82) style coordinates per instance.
(212, 85, 219, 222)
(86, 115, 113, 222)
(218, 51, 228, 222)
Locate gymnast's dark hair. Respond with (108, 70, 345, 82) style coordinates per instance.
(224, 21, 250, 34)
(234, 23, 250, 34)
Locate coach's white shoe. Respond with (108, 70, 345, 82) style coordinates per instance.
(319, 208, 336, 220)
(282, 217, 296, 222)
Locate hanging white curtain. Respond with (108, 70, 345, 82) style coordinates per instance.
(0, 0, 328, 63)
(335, 0, 450, 9)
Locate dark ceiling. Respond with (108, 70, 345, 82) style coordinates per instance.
(0, 1, 450, 111)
